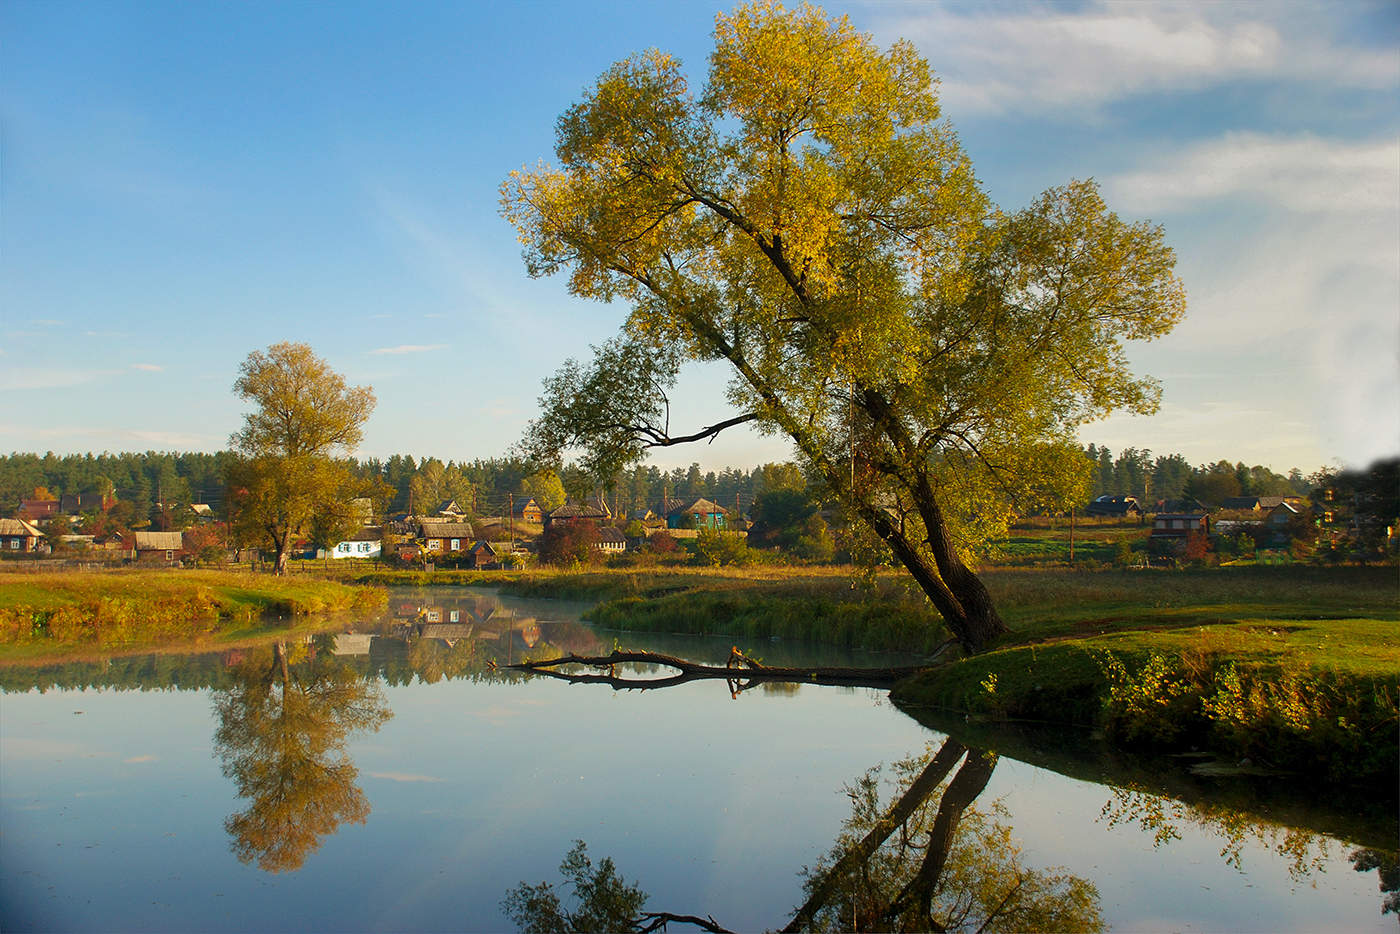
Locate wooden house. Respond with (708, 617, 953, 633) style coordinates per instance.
(544, 501, 610, 529)
(0, 517, 45, 553)
(420, 522, 475, 554)
(666, 498, 729, 530)
(511, 496, 543, 523)
(1150, 513, 1210, 539)
(17, 498, 59, 523)
(1085, 495, 1142, 517)
(59, 492, 114, 515)
(594, 526, 627, 553)
(127, 531, 187, 564)
(434, 500, 467, 519)
(468, 540, 505, 569)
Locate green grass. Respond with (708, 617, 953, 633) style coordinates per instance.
(0, 570, 385, 658)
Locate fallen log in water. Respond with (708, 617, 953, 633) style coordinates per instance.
(496, 645, 948, 693)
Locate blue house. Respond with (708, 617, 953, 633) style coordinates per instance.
(666, 498, 729, 530)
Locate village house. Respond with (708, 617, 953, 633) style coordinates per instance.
(17, 498, 60, 523)
(0, 517, 45, 553)
(419, 521, 475, 554)
(1150, 513, 1210, 538)
(468, 540, 507, 569)
(666, 498, 729, 530)
(325, 526, 384, 560)
(126, 530, 187, 564)
(511, 496, 543, 523)
(433, 500, 467, 519)
(1085, 495, 1142, 518)
(59, 492, 114, 515)
(544, 501, 610, 529)
(595, 526, 627, 554)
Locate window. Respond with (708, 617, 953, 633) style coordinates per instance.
(450, 538, 460, 551)
(358, 542, 370, 553)
(8, 540, 18, 550)
(165, 550, 174, 560)
(427, 540, 441, 551)
(449, 610, 459, 622)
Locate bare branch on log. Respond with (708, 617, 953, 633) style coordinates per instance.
(635, 911, 736, 933)
(495, 648, 928, 692)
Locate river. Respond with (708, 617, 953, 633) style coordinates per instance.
(1, 587, 1393, 931)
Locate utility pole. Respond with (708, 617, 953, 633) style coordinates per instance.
(1069, 506, 1076, 566)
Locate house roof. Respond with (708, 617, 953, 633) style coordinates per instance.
(435, 499, 465, 515)
(190, 503, 215, 517)
(1258, 496, 1302, 509)
(419, 522, 475, 539)
(596, 526, 627, 544)
(342, 526, 383, 543)
(667, 497, 728, 517)
(1221, 496, 1261, 510)
(548, 502, 609, 520)
(133, 531, 184, 550)
(0, 517, 43, 537)
(420, 623, 473, 640)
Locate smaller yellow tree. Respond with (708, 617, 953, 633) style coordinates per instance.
(228, 343, 376, 574)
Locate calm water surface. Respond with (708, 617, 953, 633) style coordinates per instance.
(1, 588, 1393, 932)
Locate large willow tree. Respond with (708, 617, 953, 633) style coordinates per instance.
(502, 2, 1185, 654)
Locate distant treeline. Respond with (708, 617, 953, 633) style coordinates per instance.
(1083, 446, 1311, 505)
(0, 446, 1325, 523)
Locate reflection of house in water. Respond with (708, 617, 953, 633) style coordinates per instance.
(331, 633, 374, 656)
(418, 623, 473, 646)
(338, 592, 610, 667)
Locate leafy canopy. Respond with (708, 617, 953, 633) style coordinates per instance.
(504, 1, 1184, 558)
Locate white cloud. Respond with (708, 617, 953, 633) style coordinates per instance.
(875, 3, 1398, 115)
(130, 363, 163, 372)
(1109, 133, 1400, 215)
(369, 344, 448, 355)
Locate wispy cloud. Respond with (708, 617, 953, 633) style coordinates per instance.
(124, 755, 157, 763)
(369, 344, 448, 355)
(876, 3, 1397, 115)
(131, 363, 163, 372)
(0, 367, 119, 391)
(1109, 133, 1400, 215)
(0, 422, 216, 448)
(369, 771, 445, 783)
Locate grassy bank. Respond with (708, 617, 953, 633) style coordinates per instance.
(546, 563, 1398, 787)
(0, 570, 385, 659)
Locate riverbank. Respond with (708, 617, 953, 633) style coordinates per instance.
(0, 570, 385, 659)
(486, 563, 1399, 789)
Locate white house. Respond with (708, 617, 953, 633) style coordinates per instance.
(326, 527, 383, 560)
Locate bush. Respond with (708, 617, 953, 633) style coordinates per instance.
(539, 521, 601, 568)
(692, 528, 753, 567)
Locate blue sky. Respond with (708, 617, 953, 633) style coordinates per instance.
(3, 1, 1396, 474)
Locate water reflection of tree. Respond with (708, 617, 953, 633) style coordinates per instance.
(212, 637, 391, 872)
(504, 738, 1103, 933)
(789, 741, 1101, 933)
(1100, 784, 1399, 917)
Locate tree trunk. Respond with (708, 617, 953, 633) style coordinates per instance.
(862, 501, 1007, 655)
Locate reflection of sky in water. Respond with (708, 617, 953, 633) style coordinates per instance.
(1, 588, 1391, 932)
